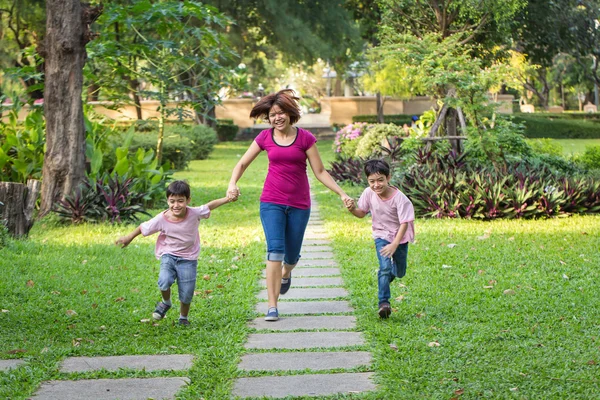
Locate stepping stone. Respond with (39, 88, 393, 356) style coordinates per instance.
(260, 277, 343, 288)
(301, 259, 338, 267)
(256, 301, 352, 315)
(232, 372, 375, 398)
(301, 251, 335, 259)
(305, 228, 326, 234)
(304, 233, 328, 239)
(245, 331, 364, 349)
(302, 239, 331, 246)
(301, 245, 333, 252)
(238, 351, 372, 371)
(250, 315, 356, 331)
(0, 359, 24, 371)
(307, 220, 323, 225)
(257, 288, 348, 300)
(32, 377, 190, 400)
(60, 355, 194, 373)
(263, 268, 340, 277)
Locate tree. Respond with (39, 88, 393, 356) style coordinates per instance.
(89, 0, 235, 162)
(38, 1, 102, 217)
(365, 0, 524, 140)
(558, 0, 600, 104)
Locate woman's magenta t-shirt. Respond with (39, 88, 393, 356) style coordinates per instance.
(254, 127, 317, 209)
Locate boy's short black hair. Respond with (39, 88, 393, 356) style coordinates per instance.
(166, 180, 191, 199)
(364, 159, 390, 177)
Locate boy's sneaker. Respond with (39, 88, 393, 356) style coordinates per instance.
(264, 307, 279, 321)
(280, 272, 292, 295)
(152, 301, 171, 320)
(178, 318, 190, 326)
(378, 303, 392, 319)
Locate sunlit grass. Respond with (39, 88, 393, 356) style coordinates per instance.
(555, 138, 600, 155)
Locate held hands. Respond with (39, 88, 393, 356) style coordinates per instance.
(227, 184, 240, 202)
(342, 195, 356, 211)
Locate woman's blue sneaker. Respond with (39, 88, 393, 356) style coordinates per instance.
(265, 307, 279, 321)
(280, 272, 292, 295)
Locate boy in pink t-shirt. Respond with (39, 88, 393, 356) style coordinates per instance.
(346, 159, 415, 319)
(115, 180, 234, 325)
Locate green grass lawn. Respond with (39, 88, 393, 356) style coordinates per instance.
(1, 140, 599, 399)
(554, 139, 600, 155)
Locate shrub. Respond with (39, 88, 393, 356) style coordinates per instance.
(465, 118, 532, 163)
(216, 121, 239, 142)
(353, 114, 415, 126)
(167, 124, 218, 159)
(355, 124, 407, 158)
(327, 157, 365, 185)
(54, 174, 151, 224)
(130, 132, 192, 170)
(577, 145, 600, 170)
(333, 122, 371, 158)
(395, 151, 600, 219)
(0, 106, 45, 183)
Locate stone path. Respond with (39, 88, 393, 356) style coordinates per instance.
(232, 196, 376, 398)
(31, 355, 193, 399)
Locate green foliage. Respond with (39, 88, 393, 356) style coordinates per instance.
(528, 138, 564, 156)
(352, 114, 414, 126)
(513, 114, 600, 139)
(88, 1, 236, 119)
(355, 123, 407, 158)
(465, 117, 532, 163)
(577, 145, 600, 170)
(167, 124, 218, 159)
(216, 121, 239, 142)
(0, 102, 45, 183)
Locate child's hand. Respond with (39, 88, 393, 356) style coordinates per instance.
(379, 243, 398, 258)
(115, 236, 131, 248)
(344, 197, 355, 210)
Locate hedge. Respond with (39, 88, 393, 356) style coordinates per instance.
(352, 114, 415, 126)
(513, 115, 600, 139)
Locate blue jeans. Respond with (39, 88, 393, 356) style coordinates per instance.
(375, 238, 408, 306)
(158, 254, 198, 304)
(259, 202, 311, 264)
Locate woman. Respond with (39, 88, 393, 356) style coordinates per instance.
(227, 89, 352, 321)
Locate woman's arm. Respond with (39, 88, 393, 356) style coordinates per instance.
(227, 141, 262, 198)
(306, 144, 351, 202)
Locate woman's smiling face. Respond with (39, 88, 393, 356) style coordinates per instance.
(268, 104, 291, 131)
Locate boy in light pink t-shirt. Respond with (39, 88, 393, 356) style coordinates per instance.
(115, 180, 234, 325)
(346, 159, 415, 319)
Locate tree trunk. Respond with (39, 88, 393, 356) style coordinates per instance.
(0, 180, 41, 237)
(376, 92, 385, 123)
(445, 108, 459, 153)
(39, 1, 102, 217)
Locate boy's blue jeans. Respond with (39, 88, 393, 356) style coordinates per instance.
(374, 238, 408, 306)
(259, 202, 311, 264)
(158, 254, 197, 304)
